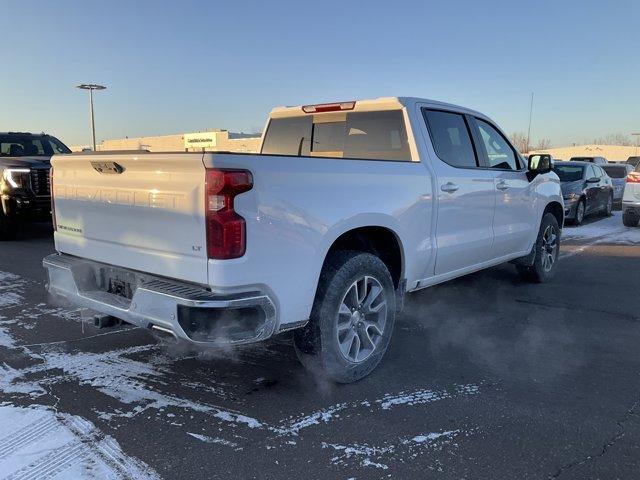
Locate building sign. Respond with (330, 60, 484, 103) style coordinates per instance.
(184, 132, 218, 150)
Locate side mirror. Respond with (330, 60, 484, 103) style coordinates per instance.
(527, 154, 552, 180)
(586, 177, 600, 183)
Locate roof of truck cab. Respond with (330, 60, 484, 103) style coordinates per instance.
(268, 96, 488, 119)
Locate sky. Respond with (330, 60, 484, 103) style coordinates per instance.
(1, 0, 639, 147)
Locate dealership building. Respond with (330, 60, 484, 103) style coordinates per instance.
(71, 129, 262, 153)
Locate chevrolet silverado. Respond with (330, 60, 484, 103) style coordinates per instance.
(43, 97, 564, 382)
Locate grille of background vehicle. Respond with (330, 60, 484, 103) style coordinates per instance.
(29, 169, 51, 196)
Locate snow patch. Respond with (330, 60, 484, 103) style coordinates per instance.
(407, 429, 460, 444)
(322, 428, 470, 471)
(279, 402, 349, 435)
(0, 404, 159, 479)
(186, 432, 239, 448)
(563, 212, 640, 243)
(377, 383, 479, 410)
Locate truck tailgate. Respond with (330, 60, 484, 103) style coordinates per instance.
(51, 152, 208, 285)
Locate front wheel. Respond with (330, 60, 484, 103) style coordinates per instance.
(517, 213, 560, 283)
(294, 251, 396, 384)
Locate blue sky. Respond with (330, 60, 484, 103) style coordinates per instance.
(1, 0, 638, 147)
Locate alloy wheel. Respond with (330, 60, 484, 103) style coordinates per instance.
(336, 276, 388, 363)
(541, 225, 558, 273)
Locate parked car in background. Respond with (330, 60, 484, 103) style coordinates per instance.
(625, 156, 640, 169)
(602, 163, 631, 208)
(554, 161, 613, 225)
(0, 132, 71, 239)
(43, 97, 564, 383)
(622, 163, 640, 227)
(569, 156, 608, 165)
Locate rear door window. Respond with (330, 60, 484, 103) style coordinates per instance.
(422, 109, 478, 168)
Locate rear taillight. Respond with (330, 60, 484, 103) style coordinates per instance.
(49, 167, 57, 231)
(627, 172, 640, 183)
(205, 169, 253, 259)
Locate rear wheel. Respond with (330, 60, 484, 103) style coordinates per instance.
(294, 251, 396, 384)
(623, 211, 639, 227)
(517, 213, 560, 283)
(0, 213, 16, 241)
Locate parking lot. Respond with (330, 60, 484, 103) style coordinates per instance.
(0, 212, 636, 479)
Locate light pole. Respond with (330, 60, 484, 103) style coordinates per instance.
(76, 84, 106, 151)
(526, 92, 534, 153)
(632, 133, 640, 157)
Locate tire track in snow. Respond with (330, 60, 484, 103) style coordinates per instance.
(0, 416, 60, 460)
(4, 442, 88, 480)
(0, 405, 160, 480)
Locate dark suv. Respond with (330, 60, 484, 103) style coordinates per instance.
(0, 132, 71, 239)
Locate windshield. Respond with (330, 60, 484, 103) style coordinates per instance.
(261, 110, 411, 161)
(602, 166, 627, 178)
(0, 134, 71, 156)
(554, 164, 584, 182)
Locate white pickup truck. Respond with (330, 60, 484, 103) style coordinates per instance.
(44, 97, 563, 383)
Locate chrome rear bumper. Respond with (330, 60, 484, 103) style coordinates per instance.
(43, 253, 277, 346)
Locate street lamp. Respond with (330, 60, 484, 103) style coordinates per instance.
(76, 84, 106, 151)
(632, 133, 640, 157)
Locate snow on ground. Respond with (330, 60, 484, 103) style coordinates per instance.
(0, 405, 160, 480)
(0, 267, 485, 477)
(563, 211, 640, 244)
(320, 428, 473, 470)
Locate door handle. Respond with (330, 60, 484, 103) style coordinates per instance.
(440, 182, 459, 193)
(496, 181, 509, 191)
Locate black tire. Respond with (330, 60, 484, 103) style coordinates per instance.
(573, 199, 585, 225)
(623, 212, 639, 227)
(294, 251, 396, 384)
(604, 194, 613, 217)
(0, 213, 16, 241)
(516, 213, 560, 284)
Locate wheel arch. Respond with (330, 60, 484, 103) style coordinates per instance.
(543, 201, 564, 228)
(319, 225, 405, 291)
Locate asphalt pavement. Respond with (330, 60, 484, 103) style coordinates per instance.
(0, 213, 638, 480)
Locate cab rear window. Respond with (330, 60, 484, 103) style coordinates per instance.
(261, 110, 411, 161)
